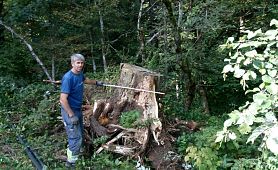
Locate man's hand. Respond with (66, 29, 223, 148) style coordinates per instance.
(96, 81, 104, 86)
(69, 115, 79, 125)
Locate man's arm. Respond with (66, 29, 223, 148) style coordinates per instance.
(60, 93, 75, 117)
(84, 78, 97, 85)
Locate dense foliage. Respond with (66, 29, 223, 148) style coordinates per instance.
(0, 0, 277, 169)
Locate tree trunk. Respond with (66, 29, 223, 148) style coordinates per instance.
(89, 31, 97, 73)
(184, 80, 196, 112)
(136, 0, 145, 64)
(163, 0, 195, 112)
(0, 0, 4, 44)
(97, 0, 108, 72)
(199, 85, 209, 114)
(84, 63, 163, 157)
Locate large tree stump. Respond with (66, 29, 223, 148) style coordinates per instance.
(84, 63, 163, 157)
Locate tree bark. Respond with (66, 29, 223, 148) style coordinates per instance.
(199, 85, 209, 114)
(89, 31, 97, 73)
(0, 0, 4, 44)
(136, 0, 146, 64)
(97, 0, 108, 72)
(86, 63, 163, 157)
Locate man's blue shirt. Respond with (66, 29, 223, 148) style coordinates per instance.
(61, 70, 85, 109)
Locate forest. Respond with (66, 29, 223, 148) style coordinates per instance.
(0, 0, 277, 169)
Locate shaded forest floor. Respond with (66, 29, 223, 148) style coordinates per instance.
(0, 79, 225, 169)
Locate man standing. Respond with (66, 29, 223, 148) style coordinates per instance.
(60, 53, 103, 168)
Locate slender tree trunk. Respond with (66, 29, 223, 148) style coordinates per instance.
(163, 0, 195, 112)
(184, 78, 196, 112)
(91, 47, 96, 73)
(89, 31, 96, 73)
(239, 16, 245, 34)
(0, 0, 4, 44)
(178, 0, 183, 27)
(52, 56, 55, 80)
(199, 85, 209, 114)
(163, 9, 168, 53)
(136, 0, 145, 65)
(97, 0, 107, 72)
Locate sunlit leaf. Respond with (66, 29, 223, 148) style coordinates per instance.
(266, 126, 278, 155)
(268, 69, 277, 78)
(245, 50, 257, 58)
(259, 69, 266, 75)
(222, 64, 234, 73)
(265, 30, 278, 40)
(247, 125, 268, 144)
(265, 112, 277, 123)
(234, 67, 245, 78)
(262, 75, 273, 83)
(224, 119, 233, 127)
(270, 19, 278, 27)
(265, 62, 273, 69)
(236, 56, 245, 64)
(266, 83, 278, 95)
(243, 58, 251, 65)
(227, 37, 234, 43)
(253, 93, 267, 105)
(228, 132, 236, 140)
(238, 123, 252, 134)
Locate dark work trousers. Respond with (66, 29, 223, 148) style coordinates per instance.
(61, 107, 84, 155)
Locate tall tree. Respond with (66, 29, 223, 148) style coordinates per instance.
(0, 0, 4, 44)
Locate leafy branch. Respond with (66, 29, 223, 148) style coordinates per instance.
(216, 19, 278, 155)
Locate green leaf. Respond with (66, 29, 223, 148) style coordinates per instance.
(265, 62, 273, 69)
(262, 75, 273, 83)
(224, 119, 233, 127)
(243, 58, 251, 65)
(242, 72, 250, 80)
(253, 93, 267, 105)
(222, 64, 233, 73)
(234, 67, 245, 78)
(238, 123, 252, 134)
(269, 57, 278, 66)
(245, 29, 263, 39)
(254, 117, 265, 123)
(224, 58, 231, 62)
(229, 110, 240, 122)
(236, 56, 245, 64)
(270, 19, 278, 27)
(247, 125, 268, 144)
(259, 69, 266, 75)
(268, 69, 277, 78)
(261, 99, 272, 110)
(245, 50, 257, 58)
(266, 83, 278, 95)
(265, 30, 278, 40)
(259, 82, 265, 89)
(250, 71, 257, 79)
(227, 37, 234, 43)
(265, 112, 277, 123)
(228, 132, 236, 140)
(253, 60, 263, 69)
(266, 126, 278, 155)
(245, 87, 260, 94)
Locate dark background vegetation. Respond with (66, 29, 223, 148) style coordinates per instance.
(0, 0, 277, 169)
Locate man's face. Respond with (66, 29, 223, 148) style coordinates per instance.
(71, 60, 84, 73)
